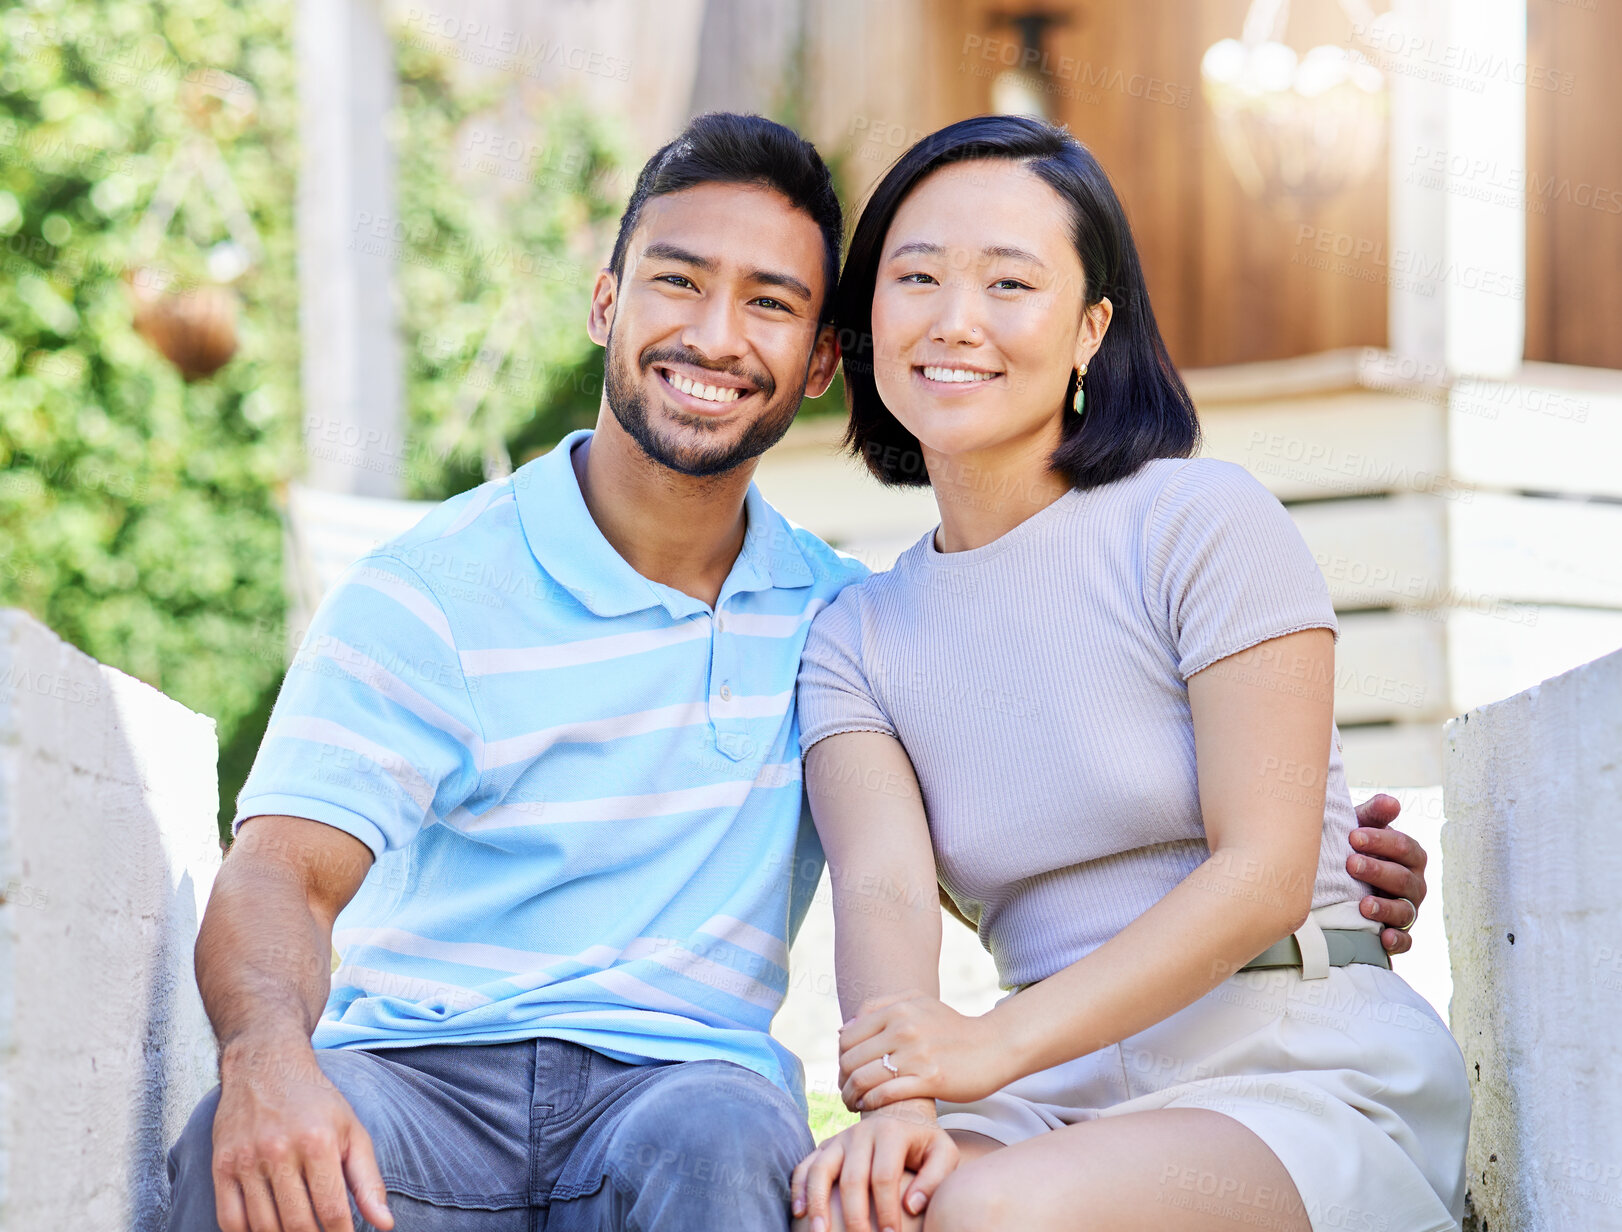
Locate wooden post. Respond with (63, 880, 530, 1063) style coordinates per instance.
(1385, 0, 1527, 379)
(295, 0, 404, 497)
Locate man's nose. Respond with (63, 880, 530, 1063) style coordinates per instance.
(681, 294, 748, 362)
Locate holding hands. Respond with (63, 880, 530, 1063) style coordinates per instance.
(789, 998, 1006, 1232)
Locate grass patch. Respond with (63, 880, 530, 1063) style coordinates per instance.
(808, 1089, 859, 1140)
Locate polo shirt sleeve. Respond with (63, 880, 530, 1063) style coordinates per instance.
(795, 585, 896, 755)
(233, 552, 483, 856)
(1144, 458, 1339, 681)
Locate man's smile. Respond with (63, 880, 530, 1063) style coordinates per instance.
(653, 363, 759, 411)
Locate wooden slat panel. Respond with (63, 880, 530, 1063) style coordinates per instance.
(1197, 389, 1448, 501)
(1449, 493, 1622, 609)
(1338, 723, 1445, 790)
(1524, 0, 1622, 369)
(1447, 367, 1622, 499)
(1291, 489, 1622, 611)
(1335, 611, 1447, 723)
(1445, 605, 1622, 716)
(933, 0, 1388, 369)
(1290, 495, 1447, 609)
(1336, 605, 1622, 725)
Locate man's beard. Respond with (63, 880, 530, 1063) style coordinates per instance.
(603, 332, 805, 478)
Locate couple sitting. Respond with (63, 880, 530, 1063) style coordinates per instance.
(167, 112, 1469, 1232)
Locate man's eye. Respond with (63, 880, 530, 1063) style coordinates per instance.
(657, 274, 695, 289)
(753, 297, 789, 312)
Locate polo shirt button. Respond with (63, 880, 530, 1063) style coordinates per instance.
(719, 684, 732, 701)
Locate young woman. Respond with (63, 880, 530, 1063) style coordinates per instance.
(788, 116, 1470, 1232)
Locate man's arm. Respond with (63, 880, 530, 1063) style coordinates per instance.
(197, 814, 393, 1232)
(933, 797, 1432, 952)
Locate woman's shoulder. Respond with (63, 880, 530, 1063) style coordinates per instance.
(1135, 456, 1286, 533)
(1137, 455, 1268, 500)
(807, 559, 883, 641)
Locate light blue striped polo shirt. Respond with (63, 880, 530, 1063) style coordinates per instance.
(234, 429, 867, 1110)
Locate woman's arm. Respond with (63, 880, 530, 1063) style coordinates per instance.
(806, 730, 944, 1018)
(791, 731, 957, 1232)
(839, 627, 1333, 1108)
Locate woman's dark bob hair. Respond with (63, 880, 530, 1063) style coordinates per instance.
(835, 114, 1200, 489)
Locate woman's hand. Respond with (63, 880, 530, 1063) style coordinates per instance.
(837, 994, 1010, 1112)
(791, 1100, 958, 1232)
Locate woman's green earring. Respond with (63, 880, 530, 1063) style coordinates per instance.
(1072, 363, 1088, 416)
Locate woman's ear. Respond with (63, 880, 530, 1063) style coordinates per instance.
(1073, 295, 1114, 371)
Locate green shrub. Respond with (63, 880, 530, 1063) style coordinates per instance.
(0, 2, 630, 838)
(0, 1, 301, 839)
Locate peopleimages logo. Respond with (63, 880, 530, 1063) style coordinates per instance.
(1350, 20, 1576, 95)
(1291, 224, 1525, 301)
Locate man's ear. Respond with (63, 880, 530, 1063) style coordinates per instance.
(803, 324, 841, 399)
(587, 267, 618, 347)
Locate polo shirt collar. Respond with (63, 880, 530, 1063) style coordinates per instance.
(513, 429, 813, 619)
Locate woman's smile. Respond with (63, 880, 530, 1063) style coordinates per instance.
(915, 363, 1004, 391)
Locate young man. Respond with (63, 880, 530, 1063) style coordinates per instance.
(166, 113, 1431, 1232)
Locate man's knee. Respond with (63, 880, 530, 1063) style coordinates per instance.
(166, 1085, 223, 1223)
(621, 1063, 808, 1156)
(606, 1063, 811, 1205)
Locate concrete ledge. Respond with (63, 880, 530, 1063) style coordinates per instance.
(1443, 645, 1622, 1231)
(0, 610, 222, 1231)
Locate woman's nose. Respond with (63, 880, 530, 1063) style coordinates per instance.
(930, 284, 984, 346)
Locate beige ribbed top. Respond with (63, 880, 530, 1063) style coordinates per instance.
(796, 457, 1370, 990)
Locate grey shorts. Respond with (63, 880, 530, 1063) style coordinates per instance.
(166, 1038, 814, 1231)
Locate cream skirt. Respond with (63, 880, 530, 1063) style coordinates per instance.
(933, 904, 1472, 1232)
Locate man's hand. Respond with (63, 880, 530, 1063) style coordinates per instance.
(1349, 793, 1428, 956)
(212, 1034, 393, 1232)
(196, 816, 383, 1231)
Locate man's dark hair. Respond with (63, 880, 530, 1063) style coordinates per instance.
(835, 114, 1201, 490)
(608, 112, 843, 322)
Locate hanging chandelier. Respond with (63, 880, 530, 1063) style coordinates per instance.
(1200, 0, 1389, 202)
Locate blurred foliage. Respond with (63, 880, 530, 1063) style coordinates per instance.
(0, 1, 633, 838)
(0, 0, 300, 840)
(389, 38, 631, 489)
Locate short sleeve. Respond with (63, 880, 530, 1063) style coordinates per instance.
(1143, 459, 1338, 681)
(795, 587, 896, 755)
(233, 552, 483, 856)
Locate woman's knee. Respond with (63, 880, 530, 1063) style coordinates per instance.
(922, 1162, 1014, 1232)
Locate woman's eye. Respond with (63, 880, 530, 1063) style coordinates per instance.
(993, 278, 1033, 291)
(898, 272, 937, 285)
